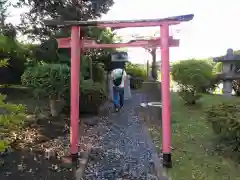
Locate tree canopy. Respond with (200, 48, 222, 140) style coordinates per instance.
(0, 0, 117, 84)
(16, 0, 114, 40)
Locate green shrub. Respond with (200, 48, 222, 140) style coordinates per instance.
(213, 62, 222, 73)
(64, 79, 107, 115)
(125, 63, 147, 79)
(0, 60, 26, 152)
(171, 59, 215, 104)
(0, 91, 26, 152)
(92, 62, 106, 83)
(80, 80, 107, 114)
(0, 35, 28, 85)
(178, 87, 201, 104)
(21, 63, 70, 100)
(0, 94, 26, 130)
(80, 56, 91, 79)
(205, 102, 240, 160)
(126, 63, 146, 89)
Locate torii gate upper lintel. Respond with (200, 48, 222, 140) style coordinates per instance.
(56, 36, 180, 48)
(44, 14, 194, 168)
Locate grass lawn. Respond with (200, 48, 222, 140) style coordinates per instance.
(150, 93, 240, 180)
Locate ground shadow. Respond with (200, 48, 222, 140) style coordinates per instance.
(0, 87, 74, 180)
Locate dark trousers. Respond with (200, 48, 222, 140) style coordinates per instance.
(113, 86, 124, 108)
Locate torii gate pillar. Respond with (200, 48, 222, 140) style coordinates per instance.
(160, 23, 172, 167)
(70, 26, 81, 156)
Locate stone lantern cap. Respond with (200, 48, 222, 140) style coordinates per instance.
(111, 51, 128, 62)
(213, 48, 240, 62)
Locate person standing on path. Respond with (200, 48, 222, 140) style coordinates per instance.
(111, 67, 127, 112)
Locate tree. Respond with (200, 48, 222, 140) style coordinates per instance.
(0, 1, 28, 84)
(171, 59, 214, 104)
(0, 0, 17, 39)
(0, 0, 9, 26)
(15, 0, 116, 77)
(28, 26, 117, 81)
(16, 0, 114, 40)
(145, 47, 158, 80)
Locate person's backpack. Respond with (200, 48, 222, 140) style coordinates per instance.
(113, 69, 124, 86)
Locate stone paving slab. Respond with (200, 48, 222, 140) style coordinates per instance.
(82, 93, 167, 180)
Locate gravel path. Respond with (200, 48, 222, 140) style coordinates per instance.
(83, 93, 166, 180)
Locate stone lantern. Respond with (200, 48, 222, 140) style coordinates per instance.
(213, 48, 240, 96)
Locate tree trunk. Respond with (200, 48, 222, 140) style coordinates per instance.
(151, 49, 157, 80)
(146, 60, 149, 78)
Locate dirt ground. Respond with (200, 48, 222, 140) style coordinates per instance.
(0, 116, 74, 179)
(0, 87, 99, 180)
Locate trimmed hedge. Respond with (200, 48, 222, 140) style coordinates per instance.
(64, 79, 107, 115)
(126, 62, 146, 89)
(21, 63, 70, 99)
(80, 80, 107, 114)
(0, 60, 26, 153)
(205, 102, 240, 160)
(171, 59, 215, 104)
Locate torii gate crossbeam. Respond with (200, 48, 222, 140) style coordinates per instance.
(44, 13, 194, 168)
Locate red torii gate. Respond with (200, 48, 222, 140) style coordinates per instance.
(44, 14, 194, 168)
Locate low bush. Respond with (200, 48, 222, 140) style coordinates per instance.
(80, 80, 107, 114)
(64, 79, 107, 115)
(0, 92, 26, 153)
(0, 35, 27, 85)
(125, 63, 147, 89)
(205, 102, 240, 160)
(0, 60, 26, 152)
(92, 62, 106, 83)
(125, 63, 147, 79)
(21, 63, 70, 100)
(21, 63, 70, 116)
(171, 59, 215, 104)
(177, 87, 201, 104)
